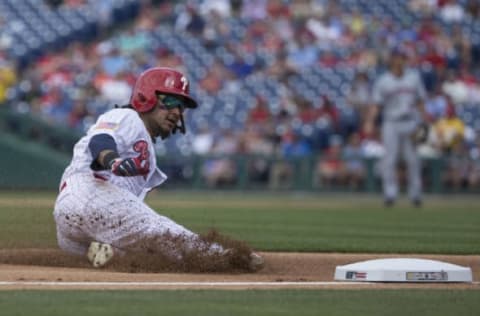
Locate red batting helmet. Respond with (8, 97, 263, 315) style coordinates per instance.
(130, 67, 198, 113)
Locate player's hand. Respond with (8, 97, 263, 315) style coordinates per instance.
(411, 122, 430, 144)
(110, 157, 148, 177)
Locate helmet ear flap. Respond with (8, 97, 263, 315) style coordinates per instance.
(138, 93, 147, 103)
(133, 92, 158, 113)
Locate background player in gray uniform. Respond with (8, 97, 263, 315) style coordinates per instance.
(367, 50, 428, 207)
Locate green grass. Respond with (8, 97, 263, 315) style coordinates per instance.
(0, 191, 479, 253)
(0, 289, 479, 316)
(1, 191, 478, 254)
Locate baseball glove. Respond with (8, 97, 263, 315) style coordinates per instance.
(411, 122, 430, 144)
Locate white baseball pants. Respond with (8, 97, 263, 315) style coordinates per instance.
(53, 173, 221, 259)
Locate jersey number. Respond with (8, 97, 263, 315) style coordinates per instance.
(133, 140, 150, 176)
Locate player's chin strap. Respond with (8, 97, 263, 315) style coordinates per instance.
(171, 113, 186, 135)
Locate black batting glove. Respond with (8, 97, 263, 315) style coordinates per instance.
(110, 157, 148, 177)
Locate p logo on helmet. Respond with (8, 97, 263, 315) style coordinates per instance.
(180, 76, 188, 92)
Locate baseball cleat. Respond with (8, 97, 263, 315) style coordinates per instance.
(249, 252, 265, 271)
(87, 241, 114, 268)
(412, 198, 422, 208)
(384, 198, 395, 207)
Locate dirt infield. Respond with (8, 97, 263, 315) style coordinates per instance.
(0, 250, 478, 290)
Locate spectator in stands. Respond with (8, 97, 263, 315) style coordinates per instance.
(155, 47, 184, 70)
(313, 95, 340, 149)
(434, 101, 465, 153)
(450, 24, 471, 68)
(97, 72, 132, 105)
(297, 96, 320, 124)
(265, 50, 297, 84)
(439, 0, 465, 23)
(200, 0, 232, 18)
(269, 130, 312, 189)
(441, 70, 469, 105)
(68, 99, 90, 130)
(101, 46, 129, 77)
(192, 125, 215, 156)
(315, 136, 345, 188)
(202, 129, 239, 187)
(175, 4, 206, 36)
(135, 5, 156, 32)
(241, 0, 268, 20)
(266, 0, 291, 18)
(416, 16, 439, 44)
(227, 51, 255, 78)
(199, 61, 231, 95)
(286, 31, 318, 70)
(0, 60, 16, 104)
(443, 139, 470, 190)
(408, 0, 437, 14)
(421, 44, 447, 73)
(346, 69, 371, 126)
(317, 95, 339, 129)
(117, 28, 151, 55)
(342, 132, 366, 190)
(248, 96, 271, 124)
(240, 124, 275, 183)
(305, 12, 343, 45)
(201, 9, 232, 49)
(348, 9, 366, 37)
(466, 0, 480, 18)
(424, 85, 448, 121)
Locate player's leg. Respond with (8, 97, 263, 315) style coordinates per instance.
(53, 177, 95, 256)
(55, 226, 89, 256)
(402, 133, 422, 205)
(61, 174, 223, 260)
(381, 122, 400, 204)
(91, 195, 223, 260)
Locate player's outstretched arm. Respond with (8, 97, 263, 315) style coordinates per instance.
(89, 134, 147, 177)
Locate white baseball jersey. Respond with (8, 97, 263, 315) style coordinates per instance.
(61, 108, 167, 200)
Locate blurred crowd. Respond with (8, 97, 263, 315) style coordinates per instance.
(2, 0, 480, 190)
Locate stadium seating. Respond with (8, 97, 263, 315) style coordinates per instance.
(0, 0, 141, 68)
(2, 0, 480, 158)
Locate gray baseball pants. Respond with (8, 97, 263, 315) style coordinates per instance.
(381, 120, 422, 201)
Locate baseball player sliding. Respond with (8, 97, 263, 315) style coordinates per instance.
(53, 67, 263, 270)
(366, 49, 428, 207)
